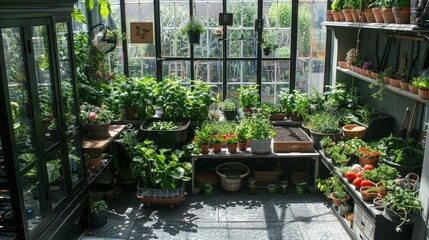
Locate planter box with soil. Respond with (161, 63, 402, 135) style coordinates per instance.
(273, 126, 313, 152)
(140, 117, 190, 149)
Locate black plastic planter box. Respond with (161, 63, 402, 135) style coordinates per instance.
(140, 118, 190, 149)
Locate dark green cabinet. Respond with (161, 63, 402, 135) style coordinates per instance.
(0, 1, 88, 239)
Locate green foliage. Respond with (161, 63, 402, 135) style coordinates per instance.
(149, 121, 178, 131)
(222, 98, 237, 111)
(331, 0, 345, 12)
(260, 103, 284, 115)
(131, 140, 192, 190)
(80, 102, 113, 124)
(226, 137, 238, 144)
(72, 0, 111, 23)
(246, 113, 274, 140)
(395, 0, 410, 7)
(185, 80, 217, 121)
(154, 79, 188, 118)
(181, 17, 205, 35)
(309, 112, 340, 134)
(411, 76, 429, 90)
(91, 200, 108, 214)
(378, 136, 424, 165)
(238, 84, 259, 108)
(363, 163, 399, 183)
(194, 124, 212, 145)
(235, 120, 250, 142)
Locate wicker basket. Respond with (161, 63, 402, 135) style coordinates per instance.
(215, 162, 250, 192)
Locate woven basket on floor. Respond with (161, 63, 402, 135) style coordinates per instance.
(215, 162, 250, 192)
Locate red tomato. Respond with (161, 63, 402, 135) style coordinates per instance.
(360, 180, 374, 187)
(356, 171, 364, 178)
(353, 177, 362, 189)
(344, 171, 357, 182)
(363, 164, 374, 171)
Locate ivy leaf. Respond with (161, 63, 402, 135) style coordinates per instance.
(71, 6, 87, 24)
(98, 0, 111, 19)
(85, 0, 94, 11)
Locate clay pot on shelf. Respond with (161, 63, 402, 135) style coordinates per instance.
(343, 9, 354, 22)
(383, 76, 390, 84)
(339, 9, 346, 21)
(371, 71, 380, 79)
(373, 197, 384, 211)
(227, 143, 237, 154)
(372, 8, 384, 23)
(376, 181, 392, 198)
(200, 144, 209, 154)
(338, 61, 348, 69)
(409, 84, 419, 93)
(365, 8, 376, 22)
(381, 7, 396, 23)
(330, 192, 350, 207)
(342, 124, 366, 139)
(360, 186, 378, 201)
(400, 81, 410, 91)
(358, 155, 379, 167)
(351, 9, 359, 22)
(393, 6, 410, 24)
(332, 10, 341, 21)
(389, 77, 403, 88)
(238, 141, 248, 151)
(326, 10, 334, 21)
(418, 88, 429, 100)
(212, 142, 222, 153)
(357, 9, 367, 22)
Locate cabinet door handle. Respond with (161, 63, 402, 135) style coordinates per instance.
(360, 221, 365, 229)
(359, 233, 364, 240)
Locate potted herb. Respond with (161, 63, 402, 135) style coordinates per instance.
(237, 84, 260, 112)
(90, 200, 108, 227)
(194, 125, 212, 154)
(226, 135, 238, 153)
(362, 163, 399, 183)
(328, 176, 349, 207)
(412, 76, 429, 99)
(393, 0, 410, 23)
(181, 17, 205, 44)
(235, 120, 250, 151)
(360, 186, 378, 201)
(221, 98, 238, 121)
(262, 41, 277, 56)
(309, 112, 342, 149)
(211, 134, 224, 153)
(261, 103, 286, 120)
(381, 188, 422, 232)
(377, 136, 424, 176)
(132, 140, 192, 204)
(246, 113, 275, 154)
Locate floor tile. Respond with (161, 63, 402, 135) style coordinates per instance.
(298, 221, 351, 240)
(83, 220, 135, 239)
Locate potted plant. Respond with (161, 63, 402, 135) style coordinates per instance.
(375, 179, 396, 197)
(194, 125, 212, 154)
(235, 120, 249, 151)
(226, 135, 238, 153)
(371, 0, 385, 23)
(412, 76, 429, 99)
(381, 188, 422, 232)
(237, 84, 260, 112)
(246, 113, 275, 154)
(377, 136, 424, 176)
(380, 0, 396, 23)
(181, 17, 205, 44)
(360, 185, 378, 201)
(132, 140, 192, 204)
(80, 102, 113, 139)
(261, 103, 286, 120)
(309, 112, 342, 149)
(362, 163, 399, 183)
(262, 41, 277, 56)
(393, 0, 411, 23)
(90, 200, 108, 227)
(331, 0, 343, 21)
(221, 98, 238, 121)
(211, 134, 224, 153)
(357, 145, 381, 166)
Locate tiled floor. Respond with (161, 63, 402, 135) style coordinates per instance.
(67, 185, 351, 240)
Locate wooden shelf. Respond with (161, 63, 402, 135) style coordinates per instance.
(337, 67, 429, 104)
(82, 124, 126, 153)
(322, 21, 429, 33)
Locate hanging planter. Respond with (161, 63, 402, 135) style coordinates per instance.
(181, 17, 205, 44)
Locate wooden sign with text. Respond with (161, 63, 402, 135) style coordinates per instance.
(130, 22, 153, 44)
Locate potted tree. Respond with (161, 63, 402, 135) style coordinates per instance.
(132, 140, 192, 206)
(238, 84, 260, 113)
(247, 113, 275, 154)
(90, 200, 108, 227)
(181, 17, 205, 44)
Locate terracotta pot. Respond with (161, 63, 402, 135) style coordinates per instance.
(371, 71, 380, 79)
(418, 88, 429, 100)
(365, 9, 376, 22)
(358, 155, 379, 167)
(330, 192, 349, 207)
(326, 10, 334, 21)
(332, 10, 341, 21)
(200, 144, 209, 154)
(400, 81, 410, 91)
(381, 8, 396, 23)
(357, 9, 367, 22)
(351, 9, 359, 22)
(383, 76, 390, 84)
(227, 143, 237, 153)
(343, 9, 354, 22)
(342, 124, 366, 139)
(339, 9, 346, 21)
(409, 84, 419, 93)
(364, 69, 372, 77)
(338, 61, 348, 68)
(393, 7, 410, 24)
(212, 142, 222, 153)
(91, 156, 103, 169)
(389, 77, 402, 88)
(238, 141, 247, 151)
(360, 186, 378, 201)
(375, 181, 391, 198)
(372, 8, 384, 23)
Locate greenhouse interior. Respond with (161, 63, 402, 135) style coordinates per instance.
(1, 0, 429, 239)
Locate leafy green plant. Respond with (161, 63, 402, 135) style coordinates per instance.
(80, 102, 113, 124)
(246, 113, 274, 140)
(363, 163, 399, 183)
(194, 124, 212, 145)
(412, 76, 429, 90)
(185, 80, 217, 121)
(149, 121, 178, 131)
(356, 105, 377, 126)
(237, 84, 260, 108)
(235, 120, 250, 142)
(260, 103, 284, 115)
(154, 79, 188, 119)
(382, 67, 395, 78)
(395, 0, 410, 7)
(222, 98, 237, 111)
(91, 200, 108, 214)
(381, 188, 422, 232)
(378, 136, 424, 165)
(226, 137, 238, 144)
(180, 17, 205, 35)
(131, 140, 192, 190)
(309, 112, 340, 134)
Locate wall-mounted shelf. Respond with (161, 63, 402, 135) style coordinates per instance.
(322, 22, 429, 33)
(337, 67, 429, 104)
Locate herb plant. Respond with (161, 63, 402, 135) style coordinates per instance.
(91, 200, 108, 214)
(363, 163, 399, 183)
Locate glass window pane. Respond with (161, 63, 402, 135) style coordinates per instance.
(162, 60, 190, 81)
(68, 136, 84, 187)
(46, 150, 67, 209)
(23, 165, 44, 232)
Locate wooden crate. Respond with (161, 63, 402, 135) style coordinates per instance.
(272, 126, 313, 152)
(252, 159, 282, 182)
